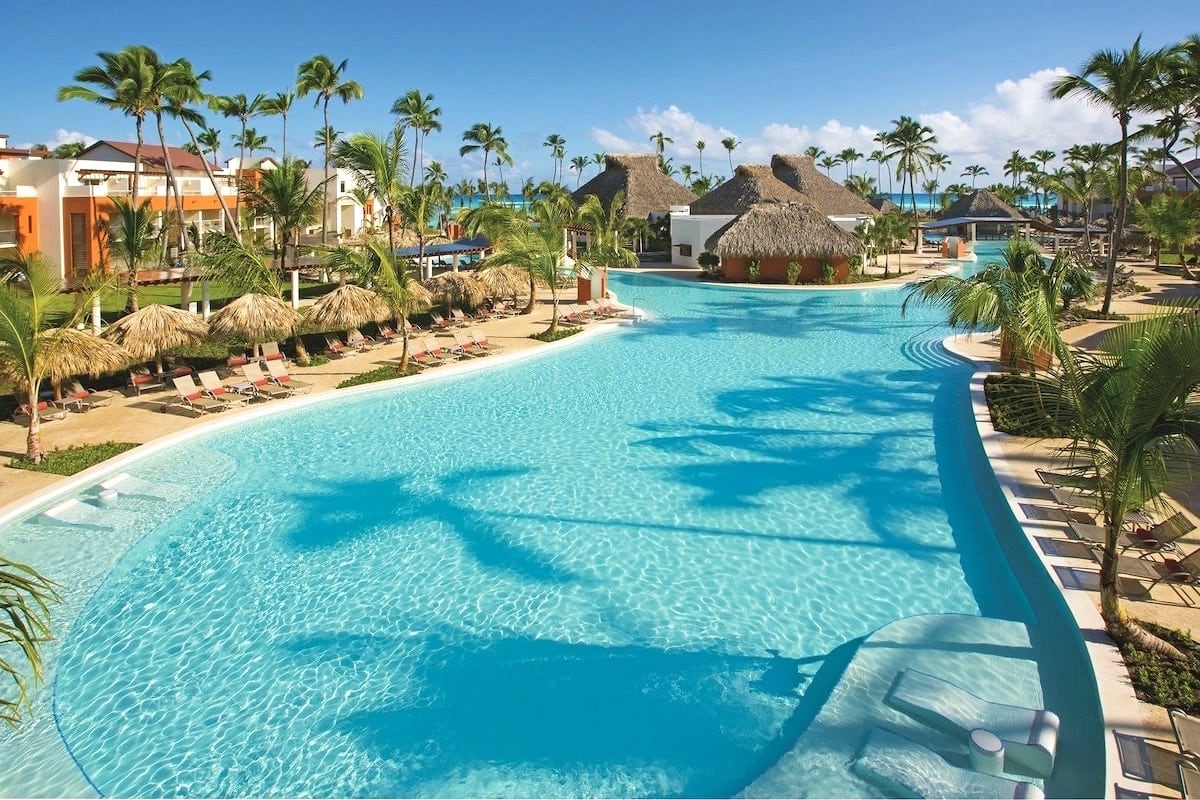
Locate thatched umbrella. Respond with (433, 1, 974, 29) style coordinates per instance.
(27, 328, 134, 399)
(423, 271, 487, 312)
(305, 284, 389, 334)
(476, 264, 529, 304)
(208, 293, 301, 358)
(102, 303, 209, 375)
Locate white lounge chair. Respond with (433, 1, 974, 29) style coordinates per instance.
(1180, 757, 1200, 800)
(852, 727, 1045, 799)
(884, 669, 1060, 778)
(198, 370, 250, 408)
(1172, 708, 1200, 760)
(265, 360, 313, 394)
(240, 362, 293, 399)
(170, 374, 229, 416)
(98, 472, 170, 501)
(41, 498, 113, 530)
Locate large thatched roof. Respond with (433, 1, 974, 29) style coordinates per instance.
(688, 165, 806, 215)
(689, 155, 878, 217)
(939, 188, 1027, 221)
(705, 201, 865, 258)
(571, 154, 696, 219)
(769, 155, 880, 216)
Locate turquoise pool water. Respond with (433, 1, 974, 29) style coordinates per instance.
(10, 245, 1097, 797)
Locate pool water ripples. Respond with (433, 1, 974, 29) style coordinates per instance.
(4, 244, 1092, 797)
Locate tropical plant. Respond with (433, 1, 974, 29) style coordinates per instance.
(902, 238, 1077, 373)
(0, 552, 58, 726)
(569, 155, 589, 188)
(334, 130, 408, 253)
(577, 191, 639, 270)
(720, 137, 738, 173)
(746, 258, 761, 282)
(108, 198, 156, 311)
(649, 131, 673, 158)
(459, 122, 510, 198)
(197, 127, 221, 162)
(786, 261, 802, 285)
(962, 164, 989, 188)
(844, 174, 876, 199)
(260, 91, 295, 158)
(839, 147, 863, 179)
(52, 141, 86, 159)
(392, 89, 442, 186)
(238, 128, 273, 163)
(1134, 190, 1200, 274)
(695, 139, 706, 178)
(210, 92, 265, 220)
(543, 133, 566, 184)
(393, 181, 443, 280)
(1051, 36, 1173, 314)
(818, 155, 840, 176)
(297, 55, 364, 244)
(241, 157, 325, 274)
(883, 115, 938, 214)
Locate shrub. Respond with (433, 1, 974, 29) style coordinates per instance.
(697, 251, 720, 272)
(786, 262, 802, 285)
(820, 262, 836, 284)
(746, 259, 761, 283)
(298, 354, 330, 367)
(530, 327, 582, 343)
(1119, 621, 1200, 713)
(9, 441, 139, 475)
(336, 365, 418, 389)
(983, 374, 1073, 437)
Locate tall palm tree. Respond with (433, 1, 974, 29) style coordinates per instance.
(58, 46, 157, 206)
(569, 155, 589, 188)
(962, 164, 988, 188)
(695, 140, 706, 178)
(109, 197, 156, 311)
(803, 145, 825, 161)
(649, 131, 674, 158)
(333, 129, 408, 254)
(1051, 36, 1172, 314)
(577, 190, 639, 270)
(210, 92, 265, 219)
(197, 127, 221, 163)
(1030, 149, 1058, 211)
(260, 91, 295, 158)
(393, 180, 442, 280)
(1003, 150, 1029, 190)
(297, 55, 364, 244)
(51, 141, 86, 159)
(543, 133, 566, 184)
(883, 116, 938, 214)
(873, 131, 894, 195)
(459, 122, 509, 198)
(592, 152, 607, 176)
(818, 154, 840, 176)
(1134, 190, 1200, 273)
(839, 147, 863, 179)
(392, 89, 442, 186)
(721, 137, 739, 174)
(162, 59, 239, 241)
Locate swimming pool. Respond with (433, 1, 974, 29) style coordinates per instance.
(1, 246, 1100, 797)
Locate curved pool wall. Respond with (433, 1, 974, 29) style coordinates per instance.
(0, 253, 1101, 798)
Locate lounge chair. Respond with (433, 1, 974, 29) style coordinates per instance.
(422, 336, 459, 364)
(450, 308, 474, 327)
(884, 668, 1060, 778)
(469, 327, 502, 353)
(559, 304, 590, 326)
(1180, 757, 1200, 800)
(98, 472, 168, 500)
(408, 341, 442, 369)
(346, 329, 378, 351)
(1035, 468, 1098, 493)
(259, 341, 289, 364)
(491, 301, 519, 317)
(41, 498, 113, 530)
(1171, 708, 1200, 760)
(323, 335, 355, 359)
(851, 727, 1045, 799)
(64, 379, 116, 411)
(265, 360, 313, 394)
(1095, 546, 1200, 597)
(428, 311, 454, 331)
(128, 367, 165, 395)
(451, 329, 486, 357)
(377, 324, 400, 343)
(170, 374, 229, 416)
(13, 400, 67, 423)
(240, 362, 293, 399)
(1069, 511, 1196, 555)
(197, 370, 250, 408)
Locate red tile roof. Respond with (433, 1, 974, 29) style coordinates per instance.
(79, 140, 218, 173)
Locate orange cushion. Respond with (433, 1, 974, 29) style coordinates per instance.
(72, 390, 90, 399)
(187, 391, 203, 401)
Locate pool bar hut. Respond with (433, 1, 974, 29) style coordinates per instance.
(705, 201, 865, 283)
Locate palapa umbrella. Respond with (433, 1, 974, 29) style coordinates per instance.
(208, 292, 301, 358)
(422, 271, 486, 313)
(102, 303, 209, 375)
(476, 264, 529, 304)
(304, 284, 389, 333)
(26, 328, 134, 399)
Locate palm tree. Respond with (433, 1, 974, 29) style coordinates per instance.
(108, 197, 156, 311)
(839, 147, 863, 179)
(260, 91, 295, 158)
(902, 238, 1073, 373)
(58, 46, 157, 206)
(392, 89, 442, 186)
(52, 141, 86, 159)
(569, 155, 589, 188)
(845, 174, 876, 199)
(313, 125, 341, 156)
(818, 154, 840, 176)
(210, 92, 265, 219)
(1134, 190, 1200, 273)
(1029, 149, 1058, 211)
(453, 179, 475, 209)
(695, 140, 706, 178)
(333, 130, 408, 254)
(393, 180, 442, 280)
(543, 133, 566, 184)
(873, 131, 894, 195)
(459, 122, 509, 197)
(578, 190, 639, 270)
(592, 152, 607, 176)
(238, 128, 273, 163)
(0, 549, 58, 726)
(1013, 306, 1200, 644)
(1051, 36, 1172, 314)
(962, 164, 989, 188)
(197, 127, 221, 163)
(297, 55, 364, 244)
(720, 137, 739, 173)
(162, 59, 239, 241)
(240, 157, 326, 279)
(803, 146, 825, 161)
(649, 131, 673, 158)
(1003, 150, 1028, 190)
(883, 116, 938, 214)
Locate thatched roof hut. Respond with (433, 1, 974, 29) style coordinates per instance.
(938, 188, 1027, 221)
(571, 154, 697, 219)
(769, 155, 880, 217)
(705, 201, 864, 258)
(688, 165, 806, 215)
(870, 197, 898, 214)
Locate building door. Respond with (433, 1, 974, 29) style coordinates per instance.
(70, 213, 89, 281)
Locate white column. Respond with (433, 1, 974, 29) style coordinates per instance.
(452, 254, 460, 273)
(91, 295, 102, 334)
(201, 282, 211, 320)
(291, 269, 300, 309)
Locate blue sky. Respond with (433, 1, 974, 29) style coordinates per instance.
(7, 0, 1195, 189)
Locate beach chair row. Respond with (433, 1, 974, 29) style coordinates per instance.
(166, 361, 311, 416)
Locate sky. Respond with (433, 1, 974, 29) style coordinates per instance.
(5, 0, 1196, 192)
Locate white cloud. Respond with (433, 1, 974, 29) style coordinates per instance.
(590, 67, 1140, 186)
(15, 129, 97, 151)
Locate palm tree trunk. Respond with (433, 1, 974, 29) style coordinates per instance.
(156, 112, 187, 259)
(523, 273, 536, 314)
(180, 117, 238, 242)
(322, 99, 331, 245)
(281, 112, 289, 159)
(399, 317, 410, 371)
(24, 384, 43, 463)
(1102, 120, 1132, 315)
(236, 121, 247, 224)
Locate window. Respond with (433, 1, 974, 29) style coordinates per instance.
(0, 214, 16, 246)
(70, 214, 89, 274)
(677, 244, 692, 257)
